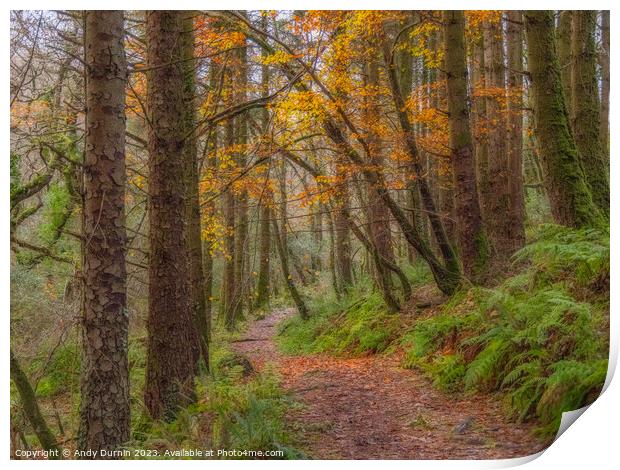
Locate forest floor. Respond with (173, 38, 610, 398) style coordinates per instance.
(232, 307, 548, 460)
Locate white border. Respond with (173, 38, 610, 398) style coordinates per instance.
(3, 2, 618, 469)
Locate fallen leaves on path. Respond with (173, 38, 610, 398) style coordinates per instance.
(232, 308, 547, 460)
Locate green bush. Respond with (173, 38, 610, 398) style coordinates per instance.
(33, 342, 80, 398)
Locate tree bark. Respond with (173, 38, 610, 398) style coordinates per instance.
(79, 10, 130, 452)
(524, 10, 602, 228)
(443, 10, 489, 281)
(571, 11, 609, 212)
(334, 166, 353, 290)
(599, 10, 610, 160)
(181, 13, 209, 370)
(506, 10, 527, 251)
(482, 17, 514, 259)
(145, 10, 197, 420)
(557, 11, 573, 115)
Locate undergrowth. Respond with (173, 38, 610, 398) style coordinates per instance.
(401, 224, 609, 437)
(279, 224, 610, 439)
(278, 274, 407, 356)
(127, 326, 302, 459)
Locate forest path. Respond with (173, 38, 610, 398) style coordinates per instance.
(232, 308, 546, 460)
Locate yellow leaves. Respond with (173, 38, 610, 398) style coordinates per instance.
(260, 50, 300, 66)
(404, 20, 444, 69)
(273, 90, 327, 126)
(201, 211, 227, 256)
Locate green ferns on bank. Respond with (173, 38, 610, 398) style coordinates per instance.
(278, 225, 609, 438)
(278, 280, 404, 356)
(402, 224, 609, 436)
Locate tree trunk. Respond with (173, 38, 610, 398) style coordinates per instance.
(472, 33, 490, 222)
(255, 25, 272, 310)
(443, 10, 489, 281)
(181, 13, 209, 370)
(599, 10, 610, 160)
(334, 166, 353, 290)
(556, 11, 573, 115)
(272, 218, 309, 319)
(233, 39, 249, 320)
(482, 17, 514, 259)
(506, 10, 527, 251)
(11, 350, 60, 457)
(145, 10, 197, 420)
(364, 50, 395, 297)
(571, 11, 609, 212)
(524, 10, 602, 228)
(381, 38, 461, 286)
(223, 116, 237, 330)
(80, 10, 130, 452)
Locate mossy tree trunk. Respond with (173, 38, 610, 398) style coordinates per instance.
(524, 10, 602, 228)
(599, 10, 610, 160)
(571, 11, 610, 212)
(556, 11, 573, 115)
(11, 350, 60, 457)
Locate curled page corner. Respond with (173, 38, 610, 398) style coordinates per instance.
(554, 405, 590, 440)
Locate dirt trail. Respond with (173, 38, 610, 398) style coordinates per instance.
(232, 308, 547, 460)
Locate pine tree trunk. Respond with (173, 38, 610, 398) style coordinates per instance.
(524, 10, 602, 228)
(80, 10, 130, 452)
(506, 10, 527, 251)
(443, 10, 489, 281)
(571, 11, 609, 212)
(145, 10, 197, 420)
(482, 17, 514, 259)
(181, 13, 209, 370)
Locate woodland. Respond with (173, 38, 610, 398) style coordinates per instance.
(9, 10, 610, 460)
